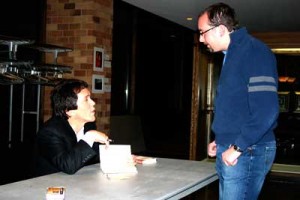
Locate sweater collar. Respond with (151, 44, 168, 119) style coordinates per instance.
(229, 27, 248, 45)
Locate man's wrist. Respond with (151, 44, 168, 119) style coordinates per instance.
(233, 144, 243, 153)
(82, 132, 95, 147)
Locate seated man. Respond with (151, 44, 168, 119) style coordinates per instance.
(36, 78, 110, 176)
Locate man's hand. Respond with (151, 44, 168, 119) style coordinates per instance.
(208, 140, 217, 157)
(85, 130, 111, 146)
(222, 146, 241, 166)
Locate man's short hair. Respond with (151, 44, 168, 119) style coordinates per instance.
(199, 2, 239, 32)
(51, 79, 88, 119)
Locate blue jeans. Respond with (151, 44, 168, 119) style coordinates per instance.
(216, 141, 276, 200)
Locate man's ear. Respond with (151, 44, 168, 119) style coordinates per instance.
(66, 110, 75, 118)
(218, 24, 227, 37)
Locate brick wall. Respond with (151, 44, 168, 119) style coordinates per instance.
(43, 0, 113, 131)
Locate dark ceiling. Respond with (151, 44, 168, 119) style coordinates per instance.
(122, 0, 300, 33)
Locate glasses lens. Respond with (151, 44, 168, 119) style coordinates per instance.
(200, 25, 219, 36)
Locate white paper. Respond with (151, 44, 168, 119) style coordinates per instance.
(99, 145, 138, 174)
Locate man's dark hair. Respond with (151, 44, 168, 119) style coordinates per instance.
(199, 2, 239, 32)
(51, 79, 89, 119)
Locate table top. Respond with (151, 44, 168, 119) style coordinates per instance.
(0, 158, 217, 200)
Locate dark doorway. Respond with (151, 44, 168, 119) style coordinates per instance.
(112, 1, 195, 158)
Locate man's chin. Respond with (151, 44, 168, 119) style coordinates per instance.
(208, 48, 214, 52)
(88, 116, 96, 122)
(207, 48, 221, 53)
(205, 46, 214, 52)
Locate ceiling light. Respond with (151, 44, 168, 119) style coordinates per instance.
(279, 76, 296, 83)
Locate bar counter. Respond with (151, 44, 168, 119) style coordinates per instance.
(0, 158, 218, 200)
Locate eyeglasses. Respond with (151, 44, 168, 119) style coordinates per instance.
(199, 25, 219, 36)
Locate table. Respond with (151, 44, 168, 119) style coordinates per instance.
(0, 158, 218, 200)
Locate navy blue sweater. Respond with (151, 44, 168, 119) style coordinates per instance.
(211, 28, 279, 151)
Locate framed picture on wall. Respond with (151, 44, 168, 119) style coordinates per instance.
(92, 74, 104, 93)
(93, 47, 104, 71)
(294, 92, 300, 113)
(278, 91, 290, 112)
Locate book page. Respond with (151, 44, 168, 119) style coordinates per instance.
(99, 145, 137, 174)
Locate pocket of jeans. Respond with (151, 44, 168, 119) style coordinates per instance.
(265, 145, 276, 171)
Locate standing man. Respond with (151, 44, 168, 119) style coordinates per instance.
(198, 2, 279, 200)
(36, 79, 110, 176)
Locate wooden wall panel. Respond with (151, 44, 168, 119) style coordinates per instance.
(252, 32, 300, 48)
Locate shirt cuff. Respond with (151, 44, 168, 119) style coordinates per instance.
(81, 133, 95, 147)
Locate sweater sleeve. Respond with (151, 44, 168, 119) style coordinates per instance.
(235, 46, 279, 150)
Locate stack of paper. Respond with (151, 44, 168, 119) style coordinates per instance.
(99, 145, 138, 174)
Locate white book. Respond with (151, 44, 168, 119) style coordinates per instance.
(99, 144, 138, 174)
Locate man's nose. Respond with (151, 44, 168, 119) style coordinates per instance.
(199, 35, 204, 43)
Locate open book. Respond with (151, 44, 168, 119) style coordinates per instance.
(99, 144, 138, 174)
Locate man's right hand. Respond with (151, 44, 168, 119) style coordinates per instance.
(85, 130, 110, 147)
(208, 140, 217, 157)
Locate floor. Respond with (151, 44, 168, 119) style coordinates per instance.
(145, 145, 300, 200)
(144, 141, 300, 200)
(145, 134, 300, 200)
(182, 171, 300, 200)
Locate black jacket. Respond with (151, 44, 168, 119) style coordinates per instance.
(35, 117, 99, 176)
